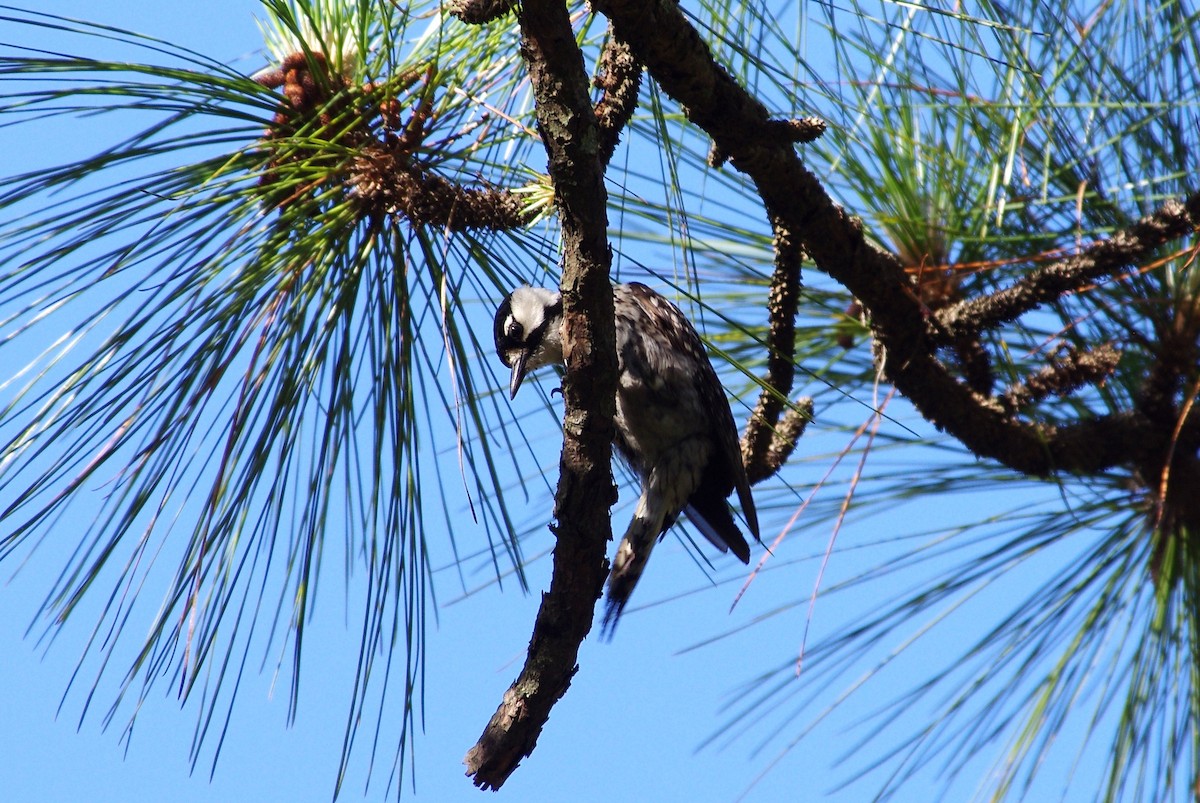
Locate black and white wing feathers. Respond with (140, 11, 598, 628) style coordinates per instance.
(601, 283, 760, 632)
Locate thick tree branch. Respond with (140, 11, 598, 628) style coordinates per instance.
(590, 0, 1199, 477)
(464, 0, 616, 789)
(462, 0, 1198, 785)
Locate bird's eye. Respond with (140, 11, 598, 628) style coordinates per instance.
(506, 321, 523, 340)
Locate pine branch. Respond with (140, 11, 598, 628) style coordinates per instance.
(464, 0, 616, 788)
(998, 344, 1122, 415)
(445, 0, 516, 24)
(591, 0, 1200, 478)
(933, 194, 1200, 342)
(592, 27, 642, 169)
(742, 218, 812, 485)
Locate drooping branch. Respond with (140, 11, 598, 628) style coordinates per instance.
(464, 0, 616, 789)
(592, 27, 642, 168)
(742, 218, 813, 485)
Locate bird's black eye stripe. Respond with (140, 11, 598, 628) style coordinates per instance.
(529, 298, 561, 345)
(496, 325, 524, 355)
(493, 296, 515, 353)
(523, 318, 548, 349)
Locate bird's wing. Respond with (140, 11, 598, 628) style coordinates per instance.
(623, 282, 760, 546)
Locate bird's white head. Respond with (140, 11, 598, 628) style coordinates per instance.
(493, 286, 564, 399)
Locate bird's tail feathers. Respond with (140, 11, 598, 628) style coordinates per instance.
(683, 497, 751, 564)
(684, 503, 733, 556)
(601, 513, 662, 638)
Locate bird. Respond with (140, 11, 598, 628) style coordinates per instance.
(494, 281, 759, 634)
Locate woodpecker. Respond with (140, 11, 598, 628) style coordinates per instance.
(494, 282, 759, 633)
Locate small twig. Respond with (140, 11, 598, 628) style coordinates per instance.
(998, 343, 1122, 415)
(797, 388, 890, 676)
(349, 144, 533, 229)
(710, 116, 826, 168)
(1151, 374, 1200, 535)
(445, 0, 516, 24)
(933, 195, 1200, 342)
(732, 395, 877, 612)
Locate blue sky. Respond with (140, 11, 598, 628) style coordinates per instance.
(0, 2, 1138, 802)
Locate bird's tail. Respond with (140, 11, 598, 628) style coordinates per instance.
(683, 496, 751, 563)
(601, 498, 666, 638)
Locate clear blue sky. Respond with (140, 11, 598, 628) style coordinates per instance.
(0, 3, 1118, 802)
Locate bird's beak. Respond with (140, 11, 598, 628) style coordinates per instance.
(508, 349, 530, 399)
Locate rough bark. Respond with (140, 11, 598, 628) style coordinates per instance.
(463, 0, 617, 789)
(741, 219, 811, 485)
